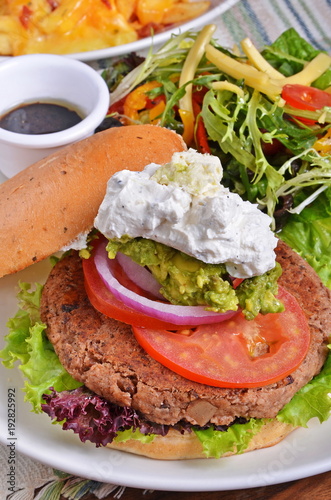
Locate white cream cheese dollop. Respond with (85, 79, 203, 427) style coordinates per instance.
(94, 149, 278, 279)
(60, 231, 89, 252)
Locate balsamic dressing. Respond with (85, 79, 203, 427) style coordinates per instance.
(0, 101, 83, 135)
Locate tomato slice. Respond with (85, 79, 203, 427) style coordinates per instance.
(82, 241, 192, 330)
(132, 286, 310, 388)
(282, 84, 331, 111)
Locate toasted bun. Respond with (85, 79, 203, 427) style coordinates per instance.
(0, 125, 186, 278)
(107, 420, 297, 460)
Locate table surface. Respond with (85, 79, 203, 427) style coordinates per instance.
(62, 470, 331, 500)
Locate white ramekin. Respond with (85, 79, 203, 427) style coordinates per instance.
(0, 54, 110, 178)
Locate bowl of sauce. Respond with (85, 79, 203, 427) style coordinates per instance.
(0, 101, 83, 135)
(0, 54, 110, 178)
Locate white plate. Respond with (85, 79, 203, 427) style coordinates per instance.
(0, 0, 238, 63)
(0, 261, 331, 491)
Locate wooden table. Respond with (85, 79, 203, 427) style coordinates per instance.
(61, 470, 331, 500)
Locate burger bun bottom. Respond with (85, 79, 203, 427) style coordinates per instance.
(107, 420, 296, 460)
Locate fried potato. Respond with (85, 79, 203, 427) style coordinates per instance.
(163, 1, 211, 24)
(115, 0, 137, 22)
(0, 15, 25, 55)
(136, 0, 176, 25)
(0, 0, 210, 56)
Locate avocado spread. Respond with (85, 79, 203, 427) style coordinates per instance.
(106, 237, 284, 320)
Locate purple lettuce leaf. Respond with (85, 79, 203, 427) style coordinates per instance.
(42, 386, 170, 447)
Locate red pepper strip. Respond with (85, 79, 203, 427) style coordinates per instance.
(108, 95, 127, 115)
(192, 90, 210, 154)
(144, 94, 166, 110)
(232, 278, 244, 289)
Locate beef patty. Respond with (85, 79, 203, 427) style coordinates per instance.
(40, 240, 331, 427)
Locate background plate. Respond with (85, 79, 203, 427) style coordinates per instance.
(0, 259, 331, 492)
(0, 0, 239, 63)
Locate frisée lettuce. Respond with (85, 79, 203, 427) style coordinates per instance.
(105, 27, 331, 231)
(1, 282, 330, 458)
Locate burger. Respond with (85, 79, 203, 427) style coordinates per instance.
(1, 124, 330, 460)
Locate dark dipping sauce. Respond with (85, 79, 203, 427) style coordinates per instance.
(0, 102, 83, 135)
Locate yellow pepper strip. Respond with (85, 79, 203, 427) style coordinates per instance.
(178, 108, 195, 145)
(123, 81, 162, 122)
(149, 99, 166, 124)
(313, 128, 331, 155)
(240, 37, 284, 79)
(205, 44, 283, 102)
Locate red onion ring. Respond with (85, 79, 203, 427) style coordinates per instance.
(116, 252, 164, 300)
(94, 241, 239, 326)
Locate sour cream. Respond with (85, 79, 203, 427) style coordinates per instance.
(94, 149, 278, 278)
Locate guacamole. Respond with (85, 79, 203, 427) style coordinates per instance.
(106, 237, 284, 320)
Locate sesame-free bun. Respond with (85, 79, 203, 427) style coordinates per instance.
(108, 420, 297, 460)
(0, 125, 186, 278)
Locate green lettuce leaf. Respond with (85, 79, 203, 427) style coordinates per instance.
(262, 28, 321, 76)
(194, 348, 331, 457)
(262, 28, 331, 88)
(193, 419, 265, 459)
(114, 428, 155, 444)
(279, 189, 331, 288)
(0, 282, 82, 412)
(277, 191, 331, 426)
(277, 351, 331, 427)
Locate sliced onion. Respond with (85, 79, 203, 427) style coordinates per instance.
(116, 252, 164, 300)
(94, 241, 239, 326)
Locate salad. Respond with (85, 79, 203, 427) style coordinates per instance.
(103, 26, 331, 288)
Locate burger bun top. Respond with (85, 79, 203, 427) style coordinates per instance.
(0, 125, 186, 279)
